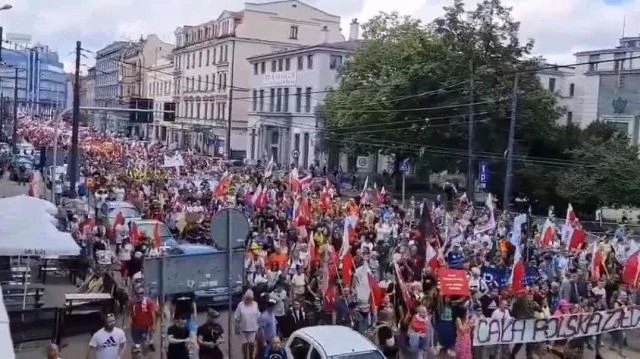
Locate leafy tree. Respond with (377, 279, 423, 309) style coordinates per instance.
(557, 134, 640, 210)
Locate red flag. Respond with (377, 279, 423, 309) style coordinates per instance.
(213, 174, 231, 199)
(393, 262, 415, 311)
(368, 273, 385, 309)
(591, 243, 605, 281)
(622, 252, 640, 287)
(510, 260, 526, 294)
(539, 219, 555, 247)
(341, 253, 354, 287)
(113, 211, 125, 231)
(130, 222, 142, 245)
(568, 228, 586, 252)
(153, 222, 162, 249)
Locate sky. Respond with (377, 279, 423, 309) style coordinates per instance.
(0, 0, 636, 72)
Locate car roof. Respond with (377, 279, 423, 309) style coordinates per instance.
(133, 219, 164, 225)
(106, 201, 136, 209)
(293, 326, 379, 357)
(173, 244, 218, 255)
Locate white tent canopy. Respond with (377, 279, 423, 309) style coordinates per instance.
(0, 195, 80, 257)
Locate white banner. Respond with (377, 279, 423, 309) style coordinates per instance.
(163, 153, 185, 168)
(474, 306, 640, 346)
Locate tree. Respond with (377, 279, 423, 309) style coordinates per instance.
(557, 135, 640, 210)
(324, 0, 564, 199)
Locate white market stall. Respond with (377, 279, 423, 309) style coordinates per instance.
(0, 195, 80, 356)
(0, 195, 80, 257)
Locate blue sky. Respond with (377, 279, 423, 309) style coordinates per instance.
(0, 0, 638, 71)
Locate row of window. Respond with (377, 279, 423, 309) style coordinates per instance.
(174, 101, 227, 121)
(251, 87, 312, 113)
(96, 73, 118, 87)
(178, 19, 233, 47)
(175, 45, 229, 70)
(96, 59, 118, 72)
(149, 80, 172, 97)
(547, 77, 575, 97)
(95, 86, 119, 99)
(180, 72, 228, 93)
(588, 53, 631, 72)
(252, 54, 344, 75)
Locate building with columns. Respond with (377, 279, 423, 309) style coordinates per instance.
(171, 0, 344, 158)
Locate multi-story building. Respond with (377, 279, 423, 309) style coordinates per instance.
(79, 67, 96, 124)
(0, 40, 67, 115)
(537, 64, 576, 126)
(171, 0, 344, 158)
(247, 37, 361, 167)
(119, 34, 174, 138)
(146, 56, 176, 143)
(541, 35, 640, 144)
(95, 41, 127, 133)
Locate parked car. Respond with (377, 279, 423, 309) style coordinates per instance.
(131, 219, 178, 248)
(165, 244, 243, 307)
(9, 159, 33, 181)
(285, 326, 384, 359)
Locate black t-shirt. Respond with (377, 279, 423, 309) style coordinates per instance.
(197, 322, 224, 359)
(167, 324, 190, 359)
(173, 293, 195, 319)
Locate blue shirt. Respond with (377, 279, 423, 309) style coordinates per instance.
(259, 311, 277, 343)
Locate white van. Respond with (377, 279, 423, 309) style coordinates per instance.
(285, 325, 385, 359)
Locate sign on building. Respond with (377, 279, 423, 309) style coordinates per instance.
(263, 71, 297, 87)
(356, 156, 369, 169)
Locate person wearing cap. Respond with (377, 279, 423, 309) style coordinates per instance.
(197, 309, 224, 359)
(87, 313, 126, 359)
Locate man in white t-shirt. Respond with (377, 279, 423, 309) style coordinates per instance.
(88, 313, 126, 359)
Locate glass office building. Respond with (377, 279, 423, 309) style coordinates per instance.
(0, 43, 67, 113)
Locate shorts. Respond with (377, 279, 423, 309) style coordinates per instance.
(120, 260, 130, 277)
(131, 327, 151, 345)
(241, 331, 257, 344)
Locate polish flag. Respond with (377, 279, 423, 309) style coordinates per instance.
(264, 156, 275, 178)
(425, 242, 439, 271)
(213, 172, 231, 199)
(377, 186, 387, 205)
(622, 252, 640, 288)
(539, 218, 556, 247)
(562, 204, 578, 245)
(591, 242, 606, 281)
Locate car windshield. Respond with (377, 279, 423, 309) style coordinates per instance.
(108, 207, 140, 218)
(137, 223, 172, 239)
(334, 351, 385, 359)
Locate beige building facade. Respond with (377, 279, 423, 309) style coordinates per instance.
(171, 0, 344, 158)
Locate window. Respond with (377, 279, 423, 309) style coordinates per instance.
(614, 52, 626, 71)
(309, 348, 322, 359)
(198, 76, 202, 91)
(205, 75, 209, 91)
(330, 55, 343, 69)
(567, 111, 573, 124)
(295, 87, 302, 112)
(252, 90, 257, 111)
(297, 56, 303, 70)
(305, 87, 312, 112)
(303, 132, 310, 168)
(204, 102, 208, 118)
(210, 102, 215, 119)
(206, 50, 210, 66)
(294, 133, 300, 152)
(254, 63, 259, 75)
(219, 46, 223, 63)
(221, 102, 226, 120)
(269, 88, 275, 112)
(260, 62, 266, 74)
(259, 89, 264, 111)
(222, 73, 227, 90)
(224, 45, 228, 62)
(588, 54, 599, 72)
(290, 25, 299, 40)
(278, 59, 284, 72)
(283, 88, 289, 112)
(196, 102, 201, 118)
(285, 58, 291, 71)
(186, 54, 190, 69)
(216, 103, 221, 119)
(307, 55, 313, 69)
(191, 54, 195, 68)
(211, 73, 215, 91)
(276, 88, 282, 112)
(289, 337, 311, 359)
(548, 77, 556, 93)
(271, 61, 277, 72)
(569, 83, 575, 97)
(199, 51, 202, 67)
(212, 48, 217, 64)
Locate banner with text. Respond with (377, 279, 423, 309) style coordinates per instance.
(473, 306, 640, 346)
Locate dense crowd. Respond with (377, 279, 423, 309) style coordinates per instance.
(16, 117, 640, 359)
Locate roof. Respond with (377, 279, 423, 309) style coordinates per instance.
(107, 201, 136, 209)
(294, 325, 379, 356)
(247, 40, 366, 62)
(133, 219, 163, 224)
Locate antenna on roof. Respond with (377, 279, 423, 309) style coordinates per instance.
(622, 16, 626, 38)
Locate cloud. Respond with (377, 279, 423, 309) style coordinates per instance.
(1, 0, 638, 72)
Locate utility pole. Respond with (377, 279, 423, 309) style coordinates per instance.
(68, 41, 81, 197)
(11, 67, 18, 151)
(467, 58, 475, 198)
(225, 39, 236, 158)
(503, 72, 519, 211)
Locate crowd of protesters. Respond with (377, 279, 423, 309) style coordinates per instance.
(16, 116, 640, 359)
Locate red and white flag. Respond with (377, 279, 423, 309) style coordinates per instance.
(264, 156, 275, 178)
(539, 218, 556, 247)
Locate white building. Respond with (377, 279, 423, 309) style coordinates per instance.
(146, 56, 175, 144)
(540, 35, 640, 144)
(246, 38, 361, 167)
(537, 64, 576, 126)
(171, 0, 344, 158)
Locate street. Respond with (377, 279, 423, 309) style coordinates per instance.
(2, 177, 640, 358)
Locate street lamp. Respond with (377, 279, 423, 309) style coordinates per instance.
(0, 4, 12, 11)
